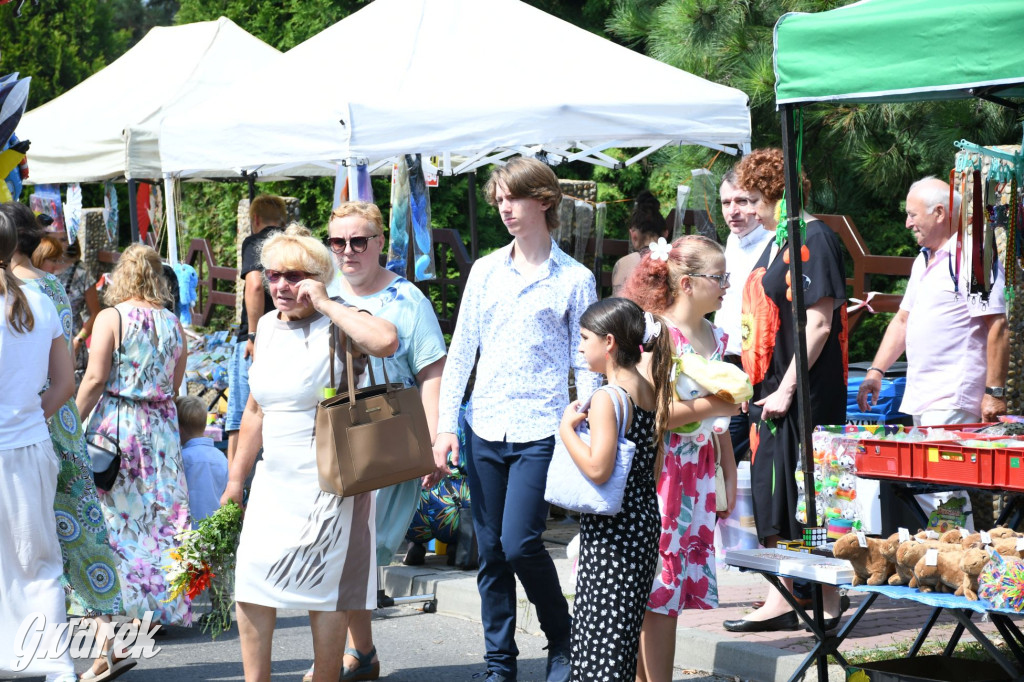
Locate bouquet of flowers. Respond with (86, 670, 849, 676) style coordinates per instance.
(164, 500, 243, 638)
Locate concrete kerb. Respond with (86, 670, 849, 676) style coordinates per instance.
(380, 549, 843, 682)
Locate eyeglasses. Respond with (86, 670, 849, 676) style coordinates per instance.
(264, 269, 312, 284)
(688, 273, 731, 288)
(324, 235, 376, 254)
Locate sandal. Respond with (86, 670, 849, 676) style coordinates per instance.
(301, 663, 314, 682)
(342, 646, 380, 681)
(80, 648, 137, 682)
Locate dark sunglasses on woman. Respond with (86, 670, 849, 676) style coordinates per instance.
(264, 269, 312, 284)
(324, 235, 375, 254)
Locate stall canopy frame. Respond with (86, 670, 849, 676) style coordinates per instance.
(772, 0, 1024, 541)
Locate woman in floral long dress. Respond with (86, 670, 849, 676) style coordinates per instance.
(77, 244, 190, 680)
(3, 202, 123, 618)
(622, 235, 740, 682)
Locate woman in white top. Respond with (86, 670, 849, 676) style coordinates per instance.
(0, 212, 77, 682)
(223, 223, 398, 682)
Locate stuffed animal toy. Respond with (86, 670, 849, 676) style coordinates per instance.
(989, 527, 1021, 540)
(959, 548, 992, 600)
(896, 540, 960, 590)
(940, 528, 968, 544)
(988, 537, 1024, 560)
(672, 353, 752, 437)
(914, 547, 965, 594)
(832, 533, 894, 586)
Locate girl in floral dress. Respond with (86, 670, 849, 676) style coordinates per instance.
(622, 235, 741, 682)
(77, 244, 190, 681)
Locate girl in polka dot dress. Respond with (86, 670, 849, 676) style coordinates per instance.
(559, 297, 674, 681)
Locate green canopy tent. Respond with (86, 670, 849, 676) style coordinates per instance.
(775, 0, 1024, 106)
(769, 4, 1024, 678)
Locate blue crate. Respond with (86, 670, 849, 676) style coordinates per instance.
(847, 376, 907, 421)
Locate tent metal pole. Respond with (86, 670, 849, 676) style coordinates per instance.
(780, 104, 817, 532)
(782, 103, 825, 682)
(468, 170, 479, 261)
(245, 171, 256, 203)
(127, 179, 140, 243)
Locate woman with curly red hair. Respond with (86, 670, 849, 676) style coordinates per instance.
(621, 236, 740, 682)
(722, 148, 848, 634)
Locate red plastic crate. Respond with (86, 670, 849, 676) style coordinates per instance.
(851, 424, 985, 482)
(991, 446, 1024, 492)
(854, 439, 915, 480)
(911, 440, 997, 488)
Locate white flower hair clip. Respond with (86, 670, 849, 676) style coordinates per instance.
(648, 237, 671, 262)
(643, 312, 662, 344)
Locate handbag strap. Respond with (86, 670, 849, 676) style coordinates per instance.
(111, 306, 122, 446)
(596, 385, 631, 440)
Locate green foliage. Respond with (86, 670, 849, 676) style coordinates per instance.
(0, 0, 131, 107)
(609, 0, 1023, 359)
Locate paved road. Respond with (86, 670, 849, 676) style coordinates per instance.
(2, 606, 732, 682)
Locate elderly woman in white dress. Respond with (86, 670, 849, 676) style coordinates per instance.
(222, 223, 398, 682)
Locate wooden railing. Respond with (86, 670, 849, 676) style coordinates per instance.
(185, 238, 239, 327)
(814, 214, 915, 331)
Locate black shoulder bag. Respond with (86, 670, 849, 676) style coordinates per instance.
(87, 308, 122, 492)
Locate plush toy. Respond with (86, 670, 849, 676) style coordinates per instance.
(940, 528, 968, 544)
(895, 540, 959, 590)
(832, 533, 894, 586)
(988, 537, 1024, 560)
(672, 353, 752, 437)
(958, 548, 992, 600)
(914, 547, 965, 594)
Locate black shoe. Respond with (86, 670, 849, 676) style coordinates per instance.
(403, 541, 426, 566)
(545, 643, 571, 682)
(802, 595, 851, 632)
(472, 671, 516, 681)
(723, 611, 799, 632)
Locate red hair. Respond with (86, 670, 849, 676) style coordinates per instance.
(620, 235, 723, 313)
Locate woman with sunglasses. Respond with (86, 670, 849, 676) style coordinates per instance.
(222, 223, 398, 682)
(299, 202, 447, 682)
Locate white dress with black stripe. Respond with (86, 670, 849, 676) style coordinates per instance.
(234, 308, 376, 610)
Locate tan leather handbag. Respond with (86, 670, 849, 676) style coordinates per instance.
(315, 325, 435, 497)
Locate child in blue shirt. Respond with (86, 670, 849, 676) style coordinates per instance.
(176, 395, 228, 528)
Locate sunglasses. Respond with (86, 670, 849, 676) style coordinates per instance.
(264, 269, 312, 284)
(688, 272, 731, 288)
(324, 235, 376, 254)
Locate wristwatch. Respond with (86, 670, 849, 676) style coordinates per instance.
(985, 386, 1006, 398)
(247, 333, 256, 342)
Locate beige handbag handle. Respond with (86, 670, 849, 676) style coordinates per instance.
(327, 323, 400, 424)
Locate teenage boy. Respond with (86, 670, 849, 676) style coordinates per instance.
(433, 157, 600, 682)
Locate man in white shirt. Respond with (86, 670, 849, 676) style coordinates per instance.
(714, 168, 772, 460)
(433, 157, 600, 682)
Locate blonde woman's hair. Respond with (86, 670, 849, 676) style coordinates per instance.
(32, 235, 64, 268)
(0, 212, 34, 333)
(175, 395, 208, 436)
(260, 222, 334, 286)
(104, 243, 172, 307)
(330, 201, 385, 236)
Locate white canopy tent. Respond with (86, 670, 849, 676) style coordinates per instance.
(159, 0, 751, 180)
(19, 17, 281, 184)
